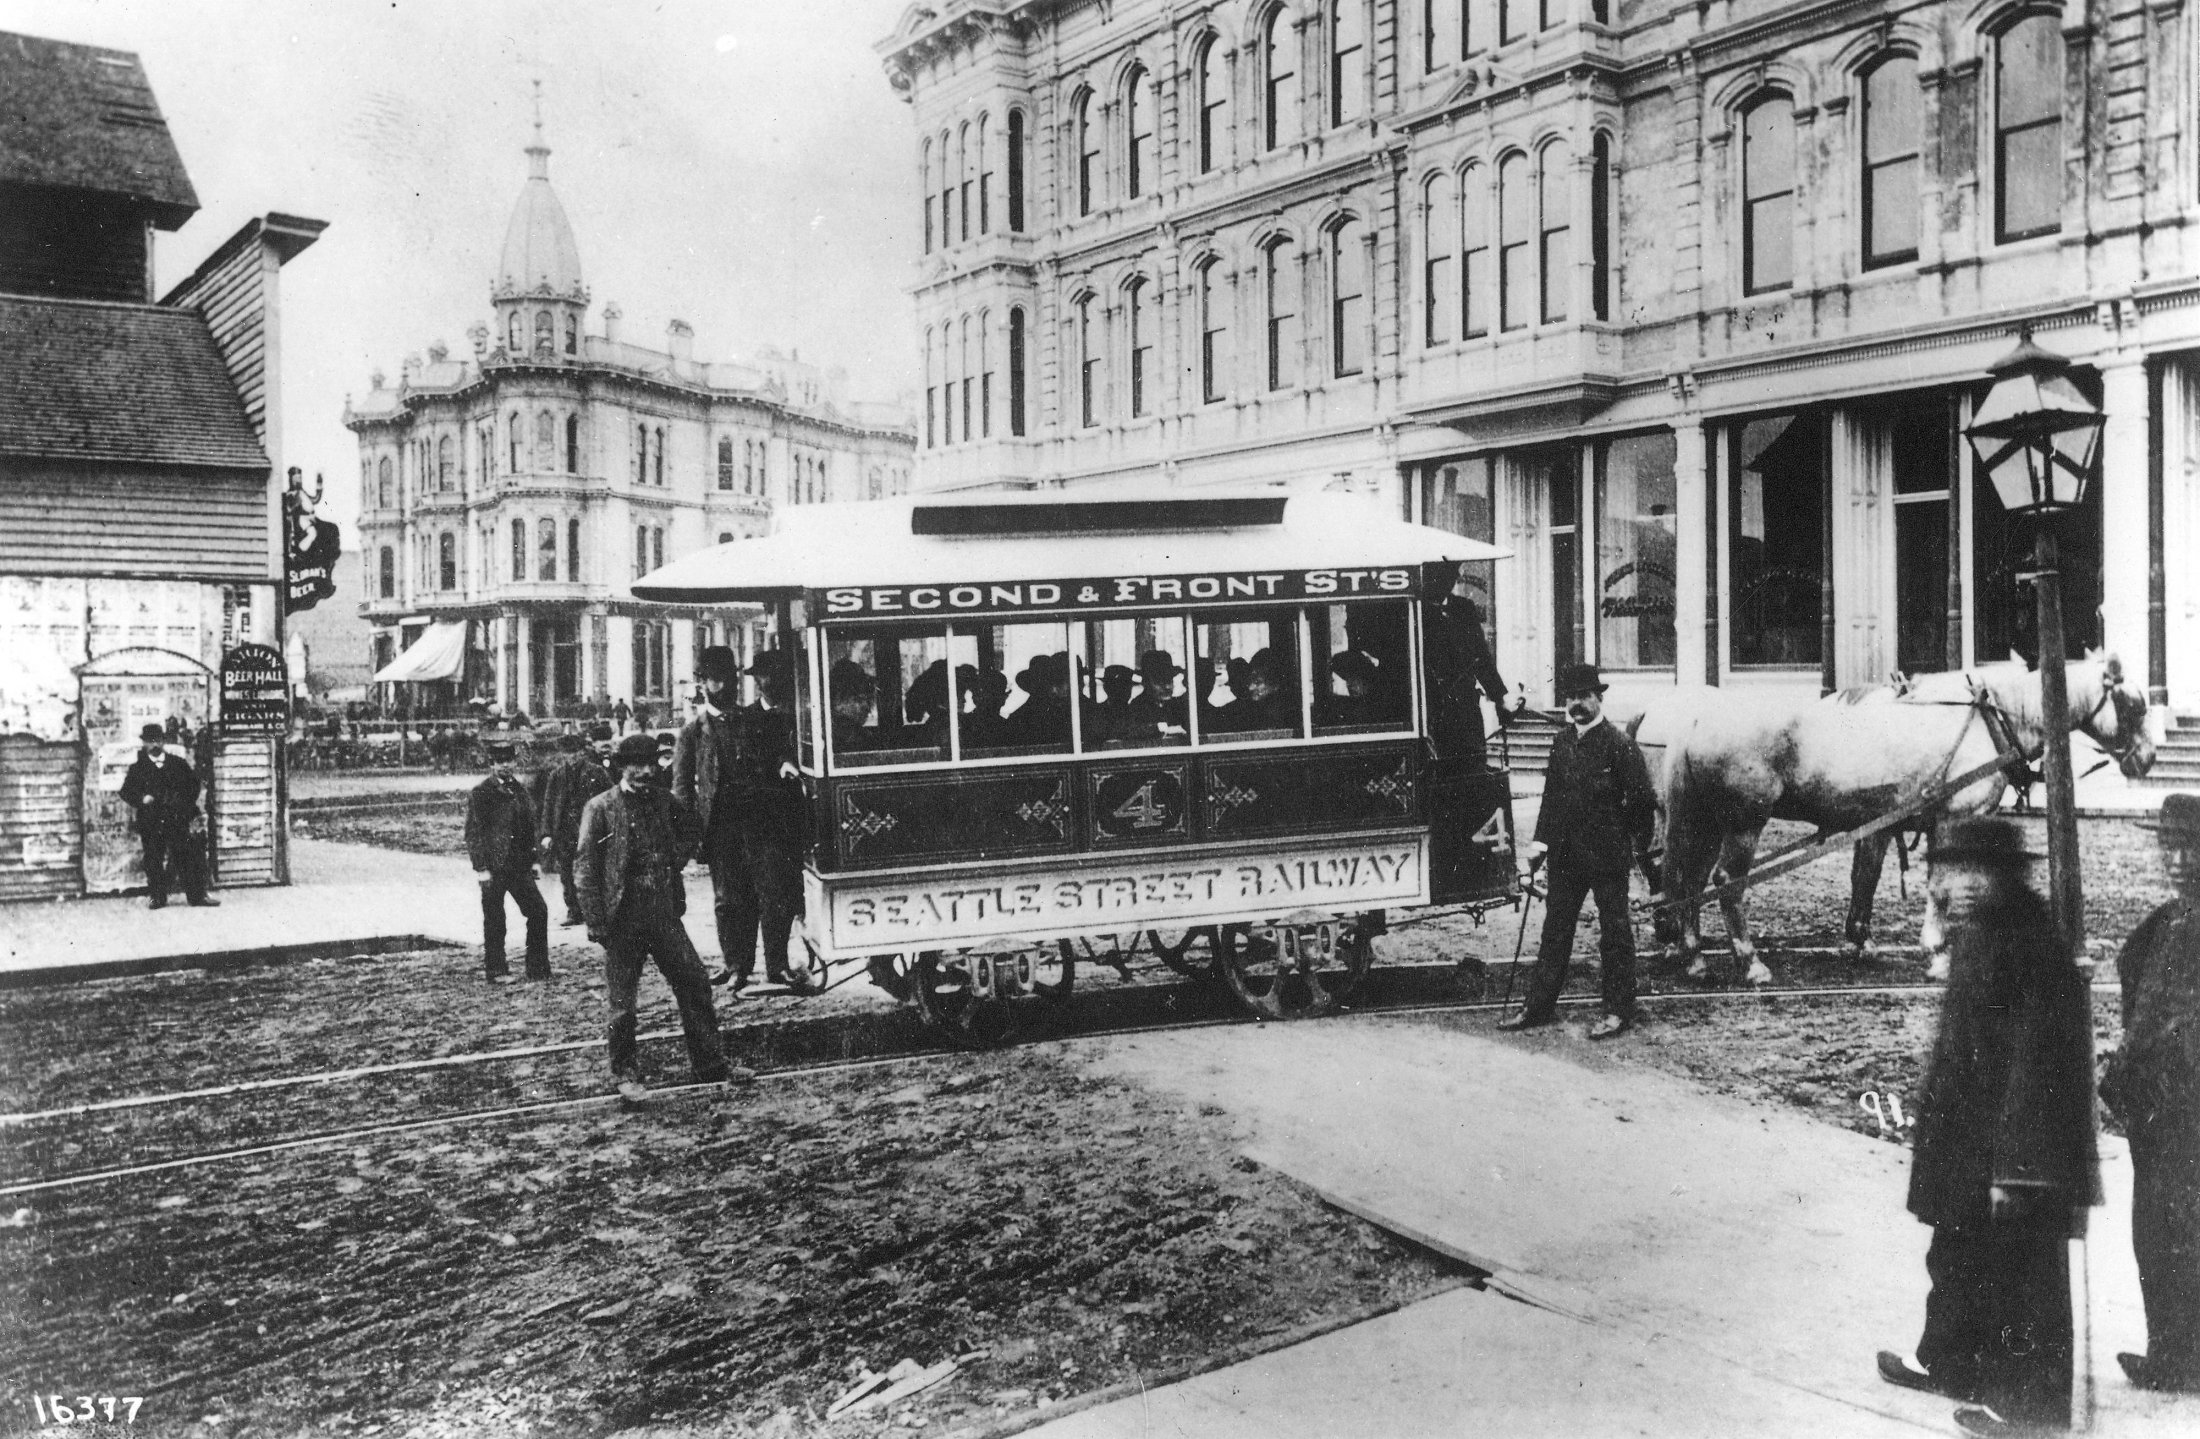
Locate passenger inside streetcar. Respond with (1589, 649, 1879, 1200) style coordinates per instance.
(1320, 649, 1383, 728)
(828, 659, 884, 752)
(1085, 664, 1138, 747)
(1127, 649, 1188, 738)
(959, 664, 1011, 747)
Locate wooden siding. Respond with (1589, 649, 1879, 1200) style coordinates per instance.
(165, 235, 269, 445)
(0, 736, 83, 901)
(0, 461, 268, 577)
(211, 736, 276, 886)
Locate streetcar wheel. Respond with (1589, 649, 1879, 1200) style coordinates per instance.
(1214, 919, 1373, 1021)
(912, 945, 1075, 1050)
(1147, 927, 1219, 980)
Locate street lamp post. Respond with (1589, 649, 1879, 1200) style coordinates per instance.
(1963, 326, 2106, 1431)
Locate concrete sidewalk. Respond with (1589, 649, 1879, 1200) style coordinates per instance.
(1041, 1017, 2198, 1439)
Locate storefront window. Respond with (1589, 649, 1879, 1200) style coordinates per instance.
(1530, 448, 1584, 685)
(1595, 433, 1677, 670)
(1889, 400, 1954, 674)
(1728, 412, 1828, 668)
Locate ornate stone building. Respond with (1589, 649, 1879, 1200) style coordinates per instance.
(347, 118, 915, 719)
(879, 0, 2200, 773)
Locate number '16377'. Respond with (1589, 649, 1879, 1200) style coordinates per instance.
(33, 1395, 144, 1424)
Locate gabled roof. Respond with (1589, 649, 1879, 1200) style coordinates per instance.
(0, 294, 266, 469)
(0, 29, 198, 227)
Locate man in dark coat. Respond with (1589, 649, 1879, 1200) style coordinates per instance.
(120, 723, 215, 909)
(1878, 817, 2098, 1436)
(2101, 792, 2200, 1393)
(464, 740, 548, 982)
(576, 733, 744, 1101)
(1500, 663, 1655, 1040)
(1422, 563, 1521, 760)
(540, 725, 615, 927)
(674, 646, 809, 993)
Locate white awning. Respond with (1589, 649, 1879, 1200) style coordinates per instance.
(372, 621, 467, 683)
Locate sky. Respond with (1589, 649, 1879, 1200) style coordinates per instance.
(0, 0, 922, 542)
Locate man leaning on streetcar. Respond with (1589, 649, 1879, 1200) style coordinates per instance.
(1500, 662, 1656, 1041)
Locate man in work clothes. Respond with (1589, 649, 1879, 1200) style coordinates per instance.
(1499, 663, 1655, 1040)
(540, 725, 615, 928)
(2101, 791, 2200, 1393)
(1878, 817, 2097, 1436)
(675, 646, 810, 993)
(464, 740, 549, 982)
(121, 723, 216, 909)
(576, 733, 746, 1102)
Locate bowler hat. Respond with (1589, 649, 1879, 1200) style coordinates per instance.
(1556, 663, 1609, 698)
(1329, 649, 1379, 686)
(138, 724, 167, 744)
(611, 733, 663, 767)
(1101, 663, 1135, 687)
(1932, 817, 2044, 866)
(746, 647, 792, 679)
(2148, 792, 2200, 845)
(1138, 649, 1183, 677)
(586, 723, 614, 743)
(697, 646, 741, 683)
(829, 658, 876, 696)
(483, 739, 518, 760)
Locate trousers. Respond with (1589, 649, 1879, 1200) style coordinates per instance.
(706, 821, 803, 982)
(1523, 865, 1636, 1021)
(1917, 1223, 2072, 1427)
(480, 867, 549, 978)
(554, 851, 583, 924)
(140, 825, 208, 905)
(602, 890, 727, 1080)
(2131, 1133, 2200, 1389)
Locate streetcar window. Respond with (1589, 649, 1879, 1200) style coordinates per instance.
(795, 628, 818, 770)
(1078, 615, 1189, 750)
(826, 627, 951, 768)
(1312, 600, 1412, 736)
(949, 619, 1073, 759)
(1194, 609, 1304, 741)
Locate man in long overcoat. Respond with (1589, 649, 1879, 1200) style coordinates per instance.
(540, 725, 615, 927)
(674, 647, 808, 992)
(1421, 562, 1521, 760)
(1878, 817, 2098, 1436)
(120, 723, 215, 909)
(465, 740, 548, 982)
(576, 733, 742, 1101)
(2101, 791, 2200, 1393)
(1500, 663, 1656, 1039)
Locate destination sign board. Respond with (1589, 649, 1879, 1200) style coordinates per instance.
(817, 566, 1422, 621)
(809, 834, 1427, 958)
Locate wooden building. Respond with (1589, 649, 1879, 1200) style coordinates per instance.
(0, 28, 323, 899)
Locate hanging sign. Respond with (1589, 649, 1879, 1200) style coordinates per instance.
(220, 642, 289, 735)
(284, 468, 342, 614)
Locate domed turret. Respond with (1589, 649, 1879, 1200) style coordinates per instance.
(491, 84, 588, 360)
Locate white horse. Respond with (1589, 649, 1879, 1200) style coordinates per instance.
(1628, 653, 2153, 984)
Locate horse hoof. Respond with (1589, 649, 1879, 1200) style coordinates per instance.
(1744, 960, 1773, 987)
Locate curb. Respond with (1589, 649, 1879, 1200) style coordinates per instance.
(0, 934, 459, 991)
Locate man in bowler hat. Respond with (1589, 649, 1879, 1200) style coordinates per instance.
(2100, 792, 2200, 1393)
(1423, 561, 1523, 760)
(121, 723, 215, 909)
(1499, 663, 1655, 1040)
(674, 646, 809, 992)
(1879, 817, 2097, 1435)
(465, 739, 549, 982)
(577, 732, 743, 1101)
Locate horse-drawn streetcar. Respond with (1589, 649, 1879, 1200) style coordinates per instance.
(635, 490, 1519, 1046)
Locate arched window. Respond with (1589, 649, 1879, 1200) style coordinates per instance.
(1197, 259, 1229, 403)
(506, 311, 523, 351)
(1197, 37, 1227, 174)
(957, 123, 972, 242)
(1126, 67, 1155, 198)
(1331, 219, 1367, 376)
(377, 456, 393, 508)
(938, 129, 954, 249)
(1265, 239, 1298, 389)
(534, 410, 556, 470)
(1462, 162, 1491, 337)
(1264, 8, 1299, 150)
(1591, 134, 1612, 320)
(1007, 110, 1027, 231)
(1127, 280, 1151, 417)
(538, 516, 557, 581)
(1076, 91, 1100, 216)
(1498, 152, 1531, 329)
(940, 325, 955, 446)
(378, 545, 394, 598)
(717, 436, 734, 490)
(980, 310, 994, 438)
(1009, 306, 1028, 436)
(1331, 1, 1365, 126)
(960, 314, 975, 439)
(816, 456, 829, 502)
(634, 524, 648, 579)
(567, 518, 581, 582)
(1427, 0, 1465, 71)
(754, 441, 768, 493)
(978, 114, 993, 233)
(564, 313, 578, 355)
(635, 422, 648, 482)
(1076, 294, 1101, 427)
(1995, 16, 2062, 240)
(439, 532, 456, 591)
(565, 414, 580, 473)
(512, 519, 527, 582)
(436, 435, 453, 490)
(509, 411, 523, 472)
(653, 426, 665, 485)
(1424, 173, 1457, 346)
(534, 310, 552, 353)
(1742, 94, 1796, 292)
(921, 137, 936, 252)
(1863, 55, 1921, 266)
(923, 326, 937, 448)
(868, 466, 884, 500)
(1539, 141, 1572, 324)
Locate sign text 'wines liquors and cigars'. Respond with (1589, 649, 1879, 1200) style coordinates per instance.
(810, 835, 1427, 956)
(818, 567, 1421, 620)
(219, 643, 289, 736)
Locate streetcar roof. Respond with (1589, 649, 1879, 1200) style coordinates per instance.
(631, 491, 1511, 608)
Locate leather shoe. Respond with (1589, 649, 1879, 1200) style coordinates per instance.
(2115, 1352, 2186, 1391)
(1587, 1014, 1630, 1041)
(615, 1076, 650, 1106)
(1951, 1407, 2019, 1437)
(188, 896, 220, 907)
(1495, 1012, 1552, 1032)
(1876, 1351, 1945, 1396)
